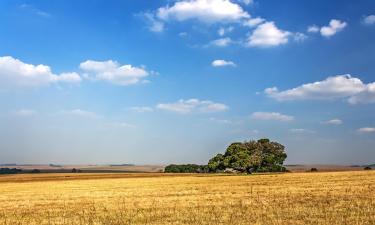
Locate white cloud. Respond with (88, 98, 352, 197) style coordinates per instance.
(265, 75, 367, 102)
(363, 15, 375, 25)
(209, 37, 233, 47)
(218, 26, 234, 36)
(211, 59, 236, 67)
(348, 82, 375, 104)
(290, 128, 314, 133)
(320, 19, 347, 37)
(157, 0, 249, 24)
(114, 122, 136, 128)
(243, 17, 265, 27)
(358, 127, 375, 133)
(209, 117, 232, 124)
(157, 98, 228, 114)
(247, 22, 291, 47)
(241, 0, 253, 5)
(323, 119, 343, 125)
(307, 25, 319, 33)
(80, 60, 149, 86)
(0, 56, 81, 88)
(179, 32, 188, 37)
(143, 12, 164, 32)
(294, 32, 307, 42)
(20, 4, 50, 18)
(61, 109, 97, 119)
(129, 106, 153, 113)
(251, 112, 294, 122)
(12, 109, 37, 117)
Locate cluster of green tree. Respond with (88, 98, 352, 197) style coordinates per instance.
(164, 138, 287, 174)
(208, 139, 287, 173)
(0, 168, 22, 174)
(164, 164, 208, 173)
(71, 168, 82, 173)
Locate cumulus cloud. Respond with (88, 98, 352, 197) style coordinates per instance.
(323, 119, 343, 125)
(129, 106, 154, 113)
(264, 75, 373, 103)
(348, 82, 375, 104)
(80, 60, 149, 86)
(250, 112, 294, 122)
(320, 19, 347, 37)
(243, 17, 265, 27)
(156, 0, 249, 24)
(157, 98, 228, 114)
(247, 22, 291, 47)
(211, 59, 236, 67)
(358, 127, 375, 133)
(363, 15, 375, 25)
(307, 25, 319, 33)
(0, 56, 81, 88)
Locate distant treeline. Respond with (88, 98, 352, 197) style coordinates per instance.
(0, 168, 22, 174)
(164, 164, 208, 173)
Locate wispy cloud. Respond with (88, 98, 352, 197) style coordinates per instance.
(157, 98, 228, 114)
(12, 109, 37, 117)
(129, 106, 154, 113)
(60, 109, 98, 119)
(362, 15, 375, 25)
(323, 119, 343, 125)
(20, 4, 51, 18)
(251, 112, 294, 122)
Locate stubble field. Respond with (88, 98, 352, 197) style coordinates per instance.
(0, 171, 374, 225)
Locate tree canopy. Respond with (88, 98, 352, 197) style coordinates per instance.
(164, 164, 208, 173)
(208, 138, 287, 173)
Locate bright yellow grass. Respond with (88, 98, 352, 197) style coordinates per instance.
(0, 171, 374, 225)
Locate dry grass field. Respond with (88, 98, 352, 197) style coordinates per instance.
(0, 171, 374, 225)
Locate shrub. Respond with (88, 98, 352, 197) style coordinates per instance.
(310, 168, 318, 172)
(364, 166, 372, 170)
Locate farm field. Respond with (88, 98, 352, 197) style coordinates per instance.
(0, 171, 374, 225)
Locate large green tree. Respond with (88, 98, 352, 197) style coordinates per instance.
(208, 138, 287, 173)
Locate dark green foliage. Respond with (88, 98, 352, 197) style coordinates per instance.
(364, 166, 372, 170)
(164, 164, 208, 173)
(31, 169, 41, 173)
(71, 168, 81, 173)
(208, 138, 287, 173)
(0, 168, 22, 174)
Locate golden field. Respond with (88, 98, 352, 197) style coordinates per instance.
(0, 171, 374, 225)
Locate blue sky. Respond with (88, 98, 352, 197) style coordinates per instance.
(0, 0, 374, 165)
